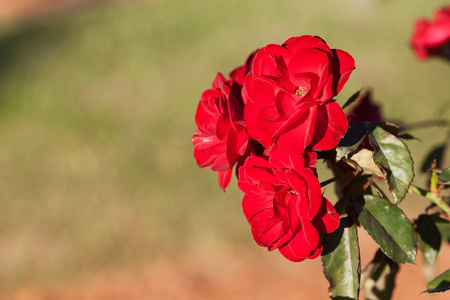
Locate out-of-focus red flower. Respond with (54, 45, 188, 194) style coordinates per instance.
(192, 72, 251, 190)
(242, 35, 355, 155)
(348, 90, 383, 126)
(347, 90, 383, 151)
(238, 148, 340, 262)
(411, 6, 450, 60)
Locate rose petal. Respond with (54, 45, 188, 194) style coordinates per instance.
(287, 193, 301, 232)
(275, 107, 315, 154)
(278, 222, 318, 262)
(283, 35, 332, 54)
(303, 168, 322, 220)
(309, 101, 348, 151)
(278, 243, 307, 262)
(308, 244, 323, 260)
(312, 196, 340, 233)
(268, 147, 293, 169)
(250, 210, 288, 249)
(300, 216, 320, 249)
(252, 44, 292, 77)
(218, 169, 233, 191)
(242, 195, 274, 222)
(332, 49, 356, 96)
(288, 47, 330, 99)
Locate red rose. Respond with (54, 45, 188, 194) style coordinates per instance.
(192, 72, 251, 190)
(238, 148, 340, 262)
(242, 35, 355, 155)
(411, 7, 450, 60)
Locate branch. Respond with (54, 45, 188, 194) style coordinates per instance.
(410, 185, 450, 216)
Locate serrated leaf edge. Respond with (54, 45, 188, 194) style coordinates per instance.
(370, 127, 415, 203)
(356, 195, 417, 264)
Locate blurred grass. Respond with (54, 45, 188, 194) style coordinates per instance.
(0, 0, 449, 292)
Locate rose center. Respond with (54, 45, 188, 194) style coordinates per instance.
(294, 87, 307, 97)
(287, 189, 297, 195)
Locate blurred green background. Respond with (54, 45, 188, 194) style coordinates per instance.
(0, 0, 449, 296)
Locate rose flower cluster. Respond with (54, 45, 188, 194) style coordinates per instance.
(411, 6, 450, 60)
(192, 35, 355, 262)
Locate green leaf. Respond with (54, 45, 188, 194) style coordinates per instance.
(354, 195, 416, 264)
(322, 217, 360, 300)
(336, 123, 370, 161)
(361, 249, 399, 300)
(424, 269, 450, 293)
(369, 126, 414, 204)
(370, 121, 400, 136)
(430, 215, 450, 243)
(416, 214, 441, 264)
(438, 168, 450, 184)
(342, 89, 363, 110)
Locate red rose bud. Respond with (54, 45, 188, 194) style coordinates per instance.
(192, 72, 252, 190)
(242, 35, 355, 155)
(411, 6, 450, 60)
(238, 148, 340, 262)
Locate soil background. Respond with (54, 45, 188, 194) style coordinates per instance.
(3, 231, 449, 300)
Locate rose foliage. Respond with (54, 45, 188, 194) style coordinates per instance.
(192, 27, 450, 299)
